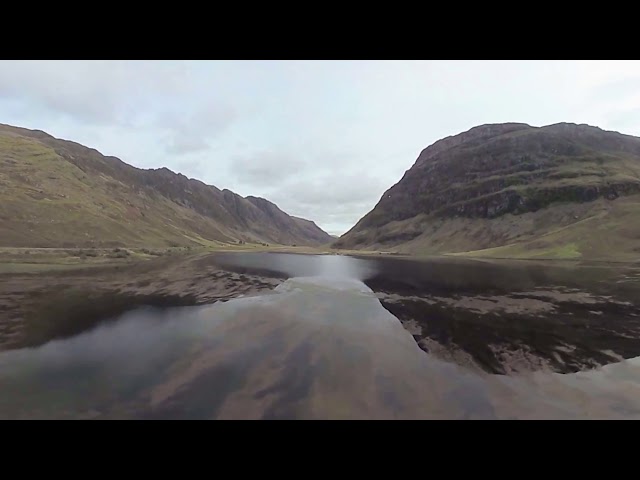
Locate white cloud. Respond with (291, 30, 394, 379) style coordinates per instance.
(2, 60, 640, 235)
(229, 150, 310, 186)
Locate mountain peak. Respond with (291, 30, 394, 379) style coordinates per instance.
(335, 122, 640, 260)
(415, 122, 532, 168)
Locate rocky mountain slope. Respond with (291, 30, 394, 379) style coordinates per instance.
(334, 123, 640, 260)
(0, 123, 332, 248)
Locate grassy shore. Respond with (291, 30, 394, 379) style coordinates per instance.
(0, 242, 402, 274)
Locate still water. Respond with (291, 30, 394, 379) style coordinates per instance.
(1, 253, 640, 419)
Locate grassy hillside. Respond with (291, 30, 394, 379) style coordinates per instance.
(350, 197, 640, 261)
(0, 124, 332, 248)
(334, 123, 640, 261)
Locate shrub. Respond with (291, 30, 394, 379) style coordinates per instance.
(107, 249, 130, 259)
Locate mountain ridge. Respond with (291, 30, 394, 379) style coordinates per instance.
(0, 123, 332, 248)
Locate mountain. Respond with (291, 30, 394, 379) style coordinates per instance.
(334, 123, 640, 260)
(0, 123, 332, 248)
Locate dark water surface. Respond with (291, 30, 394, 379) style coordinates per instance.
(2, 253, 640, 419)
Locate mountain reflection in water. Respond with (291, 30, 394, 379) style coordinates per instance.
(1, 253, 640, 419)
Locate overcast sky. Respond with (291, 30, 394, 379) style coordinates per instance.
(1, 60, 640, 235)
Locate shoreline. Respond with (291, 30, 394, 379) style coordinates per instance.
(2, 244, 639, 273)
(0, 253, 284, 351)
(2, 250, 640, 379)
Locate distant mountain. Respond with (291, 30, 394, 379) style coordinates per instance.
(334, 123, 640, 260)
(0, 123, 332, 248)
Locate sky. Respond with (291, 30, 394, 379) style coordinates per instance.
(1, 60, 640, 235)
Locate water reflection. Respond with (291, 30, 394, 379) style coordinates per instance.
(1, 254, 639, 419)
(214, 252, 379, 281)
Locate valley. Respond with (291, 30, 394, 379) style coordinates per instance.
(3, 118, 640, 418)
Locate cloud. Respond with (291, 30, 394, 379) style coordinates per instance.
(605, 107, 640, 131)
(225, 144, 391, 234)
(156, 103, 237, 155)
(4, 60, 640, 235)
(246, 166, 390, 235)
(588, 77, 640, 104)
(230, 150, 309, 186)
(0, 61, 189, 125)
(166, 135, 210, 155)
(281, 171, 388, 206)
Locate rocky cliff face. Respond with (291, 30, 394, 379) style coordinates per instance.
(334, 123, 640, 259)
(0, 123, 332, 248)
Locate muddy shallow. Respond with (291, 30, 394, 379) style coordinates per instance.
(1, 253, 640, 419)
